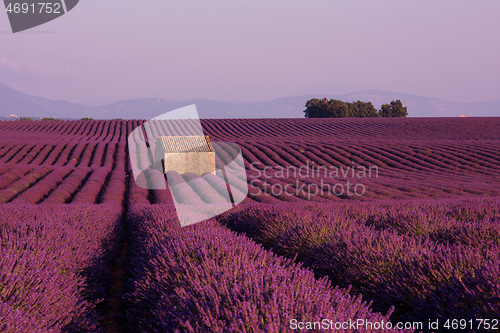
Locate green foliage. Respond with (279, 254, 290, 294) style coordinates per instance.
(41, 117, 58, 121)
(329, 99, 350, 118)
(304, 98, 408, 118)
(17, 117, 32, 121)
(303, 98, 328, 118)
(304, 98, 379, 118)
(304, 99, 342, 118)
(389, 99, 408, 117)
(380, 100, 407, 117)
(80, 117, 94, 121)
(379, 104, 392, 117)
(349, 101, 379, 118)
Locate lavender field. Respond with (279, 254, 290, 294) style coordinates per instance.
(0, 117, 499, 332)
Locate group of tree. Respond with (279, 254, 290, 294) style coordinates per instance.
(14, 117, 61, 121)
(304, 98, 408, 118)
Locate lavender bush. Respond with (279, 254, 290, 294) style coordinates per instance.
(218, 198, 500, 324)
(0, 203, 122, 332)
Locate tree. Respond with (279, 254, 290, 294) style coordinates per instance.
(304, 98, 328, 118)
(304, 98, 351, 118)
(349, 101, 379, 118)
(389, 99, 408, 117)
(325, 99, 350, 118)
(379, 100, 408, 117)
(379, 104, 392, 117)
(304, 98, 408, 118)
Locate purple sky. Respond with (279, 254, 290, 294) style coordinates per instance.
(1, 0, 499, 104)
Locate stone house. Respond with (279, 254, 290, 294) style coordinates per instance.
(155, 135, 216, 175)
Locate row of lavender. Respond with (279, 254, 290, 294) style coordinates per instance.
(0, 203, 122, 332)
(200, 118, 500, 141)
(123, 199, 410, 332)
(0, 140, 121, 168)
(130, 121, 500, 201)
(1, 118, 499, 204)
(128, 130, 500, 204)
(2, 117, 500, 143)
(0, 142, 128, 204)
(0, 119, 132, 142)
(238, 141, 500, 176)
(1, 137, 498, 202)
(218, 197, 500, 327)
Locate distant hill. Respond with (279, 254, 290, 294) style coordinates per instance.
(0, 82, 498, 119)
(0, 82, 101, 119)
(339, 91, 500, 117)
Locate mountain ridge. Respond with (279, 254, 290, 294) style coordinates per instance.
(0, 82, 498, 119)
